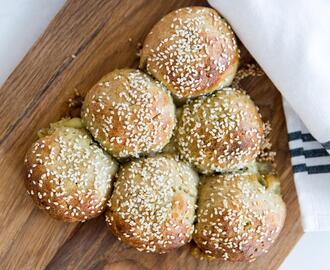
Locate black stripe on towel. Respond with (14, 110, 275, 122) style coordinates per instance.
(290, 148, 329, 158)
(302, 133, 316, 142)
(293, 164, 307, 173)
(289, 132, 330, 147)
(288, 131, 317, 142)
(288, 131, 330, 174)
(321, 141, 330, 150)
(288, 131, 302, 141)
(304, 148, 329, 158)
(308, 165, 330, 174)
(290, 147, 304, 157)
(292, 163, 330, 174)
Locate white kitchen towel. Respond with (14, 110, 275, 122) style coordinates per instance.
(284, 100, 330, 231)
(209, 0, 330, 231)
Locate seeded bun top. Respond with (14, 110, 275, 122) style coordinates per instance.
(176, 88, 264, 174)
(24, 118, 118, 222)
(105, 155, 199, 253)
(81, 69, 176, 159)
(140, 6, 239, 99)
(193, 162, 286, 262)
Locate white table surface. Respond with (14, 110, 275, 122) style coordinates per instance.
(0, 1, 328, 269)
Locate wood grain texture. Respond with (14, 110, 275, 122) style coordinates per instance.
(0, 0, 303, 269)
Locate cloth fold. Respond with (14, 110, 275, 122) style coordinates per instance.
(209, 0, 330, 231)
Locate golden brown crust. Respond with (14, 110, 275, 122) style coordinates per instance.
(175, 88, 264, 174)
(81, 69, 176, 159)
(105, 155, 199, 253)
(24, 119, 118, 222)
(193, 162, 286, 261)
(140, 6, 239, 99)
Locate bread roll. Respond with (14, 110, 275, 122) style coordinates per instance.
(82, 69, 176, 158)
(193, 162, 286, 261)
(140, 6, 239, 99)
(24, 118, 118, 222)
(105, 155, 199, 253)
(175, 88, 264, 174)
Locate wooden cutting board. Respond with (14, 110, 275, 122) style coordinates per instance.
(0, 0, 303, 269)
